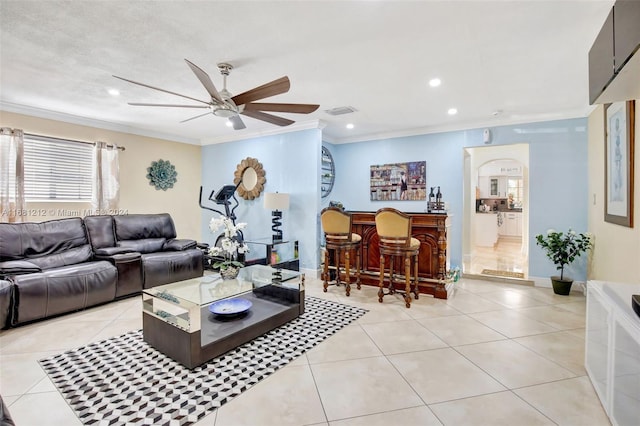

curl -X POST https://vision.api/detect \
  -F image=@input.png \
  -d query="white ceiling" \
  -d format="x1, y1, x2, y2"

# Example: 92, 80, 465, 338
0, 0, 614, 145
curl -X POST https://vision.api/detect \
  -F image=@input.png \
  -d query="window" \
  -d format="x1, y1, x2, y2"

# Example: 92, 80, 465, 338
507, 177, 524, 207
24, 134, 93, 201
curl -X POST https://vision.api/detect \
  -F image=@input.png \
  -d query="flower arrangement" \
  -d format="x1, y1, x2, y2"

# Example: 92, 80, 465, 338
535, 229, 593, 280
208, 216, 248, 272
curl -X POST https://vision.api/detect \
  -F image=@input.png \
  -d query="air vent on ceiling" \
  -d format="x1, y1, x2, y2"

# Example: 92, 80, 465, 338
324, 106, 357, 116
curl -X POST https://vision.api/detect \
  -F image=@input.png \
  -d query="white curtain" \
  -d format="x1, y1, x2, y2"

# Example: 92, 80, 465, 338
0, 127, 25, 222
92, 142, 120, 213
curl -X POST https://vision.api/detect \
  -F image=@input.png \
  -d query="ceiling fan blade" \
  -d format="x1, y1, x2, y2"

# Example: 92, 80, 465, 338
180, 112, 212, 123
184, 59, 224, 104
129, 102, 208, 108
231, 76, 290, 106
241, 109, 294, 127
229, 115, 246, 130
113, 75, 210, 105
243, 102, 319, 114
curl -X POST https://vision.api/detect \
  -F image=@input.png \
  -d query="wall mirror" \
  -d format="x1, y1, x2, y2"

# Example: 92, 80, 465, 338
234, 157, 266, 200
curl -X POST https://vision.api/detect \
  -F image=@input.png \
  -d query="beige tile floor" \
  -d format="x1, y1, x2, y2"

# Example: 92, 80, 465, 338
0, 276, 611, 426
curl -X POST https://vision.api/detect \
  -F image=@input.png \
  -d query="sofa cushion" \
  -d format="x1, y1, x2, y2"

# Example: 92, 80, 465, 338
113, 213, 177, 241
11, 261, 117, 325
0, 260, 42, 275
0, 217, 89, 262
26, 244, 93, 271
84, 215, 116, 249
118, 238, 166, 254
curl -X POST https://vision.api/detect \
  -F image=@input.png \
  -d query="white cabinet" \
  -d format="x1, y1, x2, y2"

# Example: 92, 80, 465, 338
475, 213, 498, 247
479, 176, 508, 198
498, 212, 522, 237
586, 281, 640, 426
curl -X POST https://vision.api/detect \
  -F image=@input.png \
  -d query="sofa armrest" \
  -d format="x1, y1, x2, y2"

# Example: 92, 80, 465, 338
0, 260, 42, 276
94, 247, 137, 256
163, 239, 197, 251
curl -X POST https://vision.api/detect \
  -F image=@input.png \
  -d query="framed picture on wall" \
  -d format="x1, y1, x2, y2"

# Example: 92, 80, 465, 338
604, 100, 635, 227
370, 161, 426, 201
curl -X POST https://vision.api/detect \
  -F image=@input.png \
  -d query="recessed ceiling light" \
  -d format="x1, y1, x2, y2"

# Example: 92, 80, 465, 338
346, 123, 354, 129
448, 108, 458, 115
429, 78, 441, 87
107, 88, 120, 96
225, 120, 233, 127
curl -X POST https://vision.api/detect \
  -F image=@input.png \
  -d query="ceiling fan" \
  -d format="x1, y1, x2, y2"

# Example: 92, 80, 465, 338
113, 59, 319, 130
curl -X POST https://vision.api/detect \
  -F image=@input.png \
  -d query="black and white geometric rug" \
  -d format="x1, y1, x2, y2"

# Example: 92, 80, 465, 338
39, 296, 367, 426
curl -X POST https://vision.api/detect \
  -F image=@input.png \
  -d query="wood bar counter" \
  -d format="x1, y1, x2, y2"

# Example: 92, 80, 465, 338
350, 211, 449, 299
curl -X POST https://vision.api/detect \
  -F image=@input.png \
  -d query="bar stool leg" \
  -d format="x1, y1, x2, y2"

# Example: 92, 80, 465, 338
404, 255, 412, 308
355, 247, 361, 290
323, 247, 330, 292
378, 254, 385, 303
345, 249, 351, 296
413, 253, 420, 300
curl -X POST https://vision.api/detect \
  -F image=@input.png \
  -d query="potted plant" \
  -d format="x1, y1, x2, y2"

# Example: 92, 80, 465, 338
535, 229, 593, 295
208, 216, 248, 280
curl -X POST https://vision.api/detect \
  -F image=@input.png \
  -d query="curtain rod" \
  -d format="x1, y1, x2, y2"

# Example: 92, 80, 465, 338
24, 132, 126, 151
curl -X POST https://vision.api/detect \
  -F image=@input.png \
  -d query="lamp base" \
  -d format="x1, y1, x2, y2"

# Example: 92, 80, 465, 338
271, 210, 283, 242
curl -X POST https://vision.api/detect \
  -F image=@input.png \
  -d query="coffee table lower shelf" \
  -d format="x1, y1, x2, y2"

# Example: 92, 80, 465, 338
143, 293, 302, 369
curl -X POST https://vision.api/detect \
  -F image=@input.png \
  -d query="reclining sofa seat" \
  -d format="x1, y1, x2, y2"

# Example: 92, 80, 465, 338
103, 213, 203, 289
0, 218, 117, 326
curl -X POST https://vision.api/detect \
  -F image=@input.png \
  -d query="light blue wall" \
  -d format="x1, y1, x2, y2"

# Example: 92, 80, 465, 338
201, 118, 588, 279
201, 128, 322, 270
327, 118, 588, 279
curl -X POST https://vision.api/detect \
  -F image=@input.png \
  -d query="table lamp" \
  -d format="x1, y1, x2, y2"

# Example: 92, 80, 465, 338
263, 192, 290, 242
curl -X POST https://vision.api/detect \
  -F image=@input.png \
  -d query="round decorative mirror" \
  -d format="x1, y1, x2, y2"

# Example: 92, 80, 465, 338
234, 157, 266, 200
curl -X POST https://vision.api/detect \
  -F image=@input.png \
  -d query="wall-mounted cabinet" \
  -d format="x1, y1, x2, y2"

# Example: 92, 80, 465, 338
479, 176, 508, 198
321, 146, 335, 198
589, 0, 640, 104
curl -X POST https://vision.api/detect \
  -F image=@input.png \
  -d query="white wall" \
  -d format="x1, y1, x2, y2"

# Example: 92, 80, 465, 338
587, 101, 640, 284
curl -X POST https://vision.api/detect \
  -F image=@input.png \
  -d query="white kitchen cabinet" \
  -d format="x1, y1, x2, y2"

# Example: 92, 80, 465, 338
484, 176, 507, 198
498, 212, 522, 237
586, 281, 640, 426
475, 213, 498, 247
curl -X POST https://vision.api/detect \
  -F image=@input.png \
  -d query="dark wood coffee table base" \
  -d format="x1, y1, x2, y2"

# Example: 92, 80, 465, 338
143, 292, 302, 369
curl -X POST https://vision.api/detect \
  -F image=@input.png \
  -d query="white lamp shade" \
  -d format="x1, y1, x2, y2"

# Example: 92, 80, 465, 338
264, 192, 290, 211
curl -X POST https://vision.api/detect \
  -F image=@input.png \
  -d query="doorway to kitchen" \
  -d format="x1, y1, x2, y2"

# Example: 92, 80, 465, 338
462, 145, 530, 280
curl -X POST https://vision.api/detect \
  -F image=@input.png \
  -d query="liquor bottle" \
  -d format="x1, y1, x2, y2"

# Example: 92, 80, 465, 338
436, 186, 442, 201
429, 187, 435, 203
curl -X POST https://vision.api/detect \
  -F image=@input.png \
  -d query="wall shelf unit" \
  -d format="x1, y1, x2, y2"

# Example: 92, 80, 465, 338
321, 146, 335, 198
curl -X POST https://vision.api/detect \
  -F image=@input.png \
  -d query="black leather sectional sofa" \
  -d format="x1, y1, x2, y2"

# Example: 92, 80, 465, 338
0, 213, 203, 328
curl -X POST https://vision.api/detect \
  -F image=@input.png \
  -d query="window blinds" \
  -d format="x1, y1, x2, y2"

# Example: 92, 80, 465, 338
23, 134, 93, 201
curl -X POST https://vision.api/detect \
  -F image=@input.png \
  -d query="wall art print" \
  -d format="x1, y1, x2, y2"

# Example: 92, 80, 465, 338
370, 161, 426, 201
146, 159, 178, 191
605, 100, 635, 228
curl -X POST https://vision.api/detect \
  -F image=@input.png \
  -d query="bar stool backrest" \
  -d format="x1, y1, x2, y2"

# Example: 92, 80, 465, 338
321, 207, 354, 244
375, 208, 412, 249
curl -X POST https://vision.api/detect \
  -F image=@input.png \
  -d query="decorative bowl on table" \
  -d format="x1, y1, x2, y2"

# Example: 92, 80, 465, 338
208, 298, 252, 316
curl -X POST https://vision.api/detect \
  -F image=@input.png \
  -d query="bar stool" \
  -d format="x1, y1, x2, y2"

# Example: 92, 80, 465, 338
375, 208, 420, 308
320, 207, 361, 296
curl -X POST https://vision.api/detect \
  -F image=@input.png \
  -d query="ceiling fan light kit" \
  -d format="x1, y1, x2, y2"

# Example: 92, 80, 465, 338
113, 59, 319, 130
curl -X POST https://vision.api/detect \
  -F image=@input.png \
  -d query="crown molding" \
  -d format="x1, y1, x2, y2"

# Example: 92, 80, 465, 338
0, 101, 201, 145
199, 119, 326, 145
324, 108, 592, 144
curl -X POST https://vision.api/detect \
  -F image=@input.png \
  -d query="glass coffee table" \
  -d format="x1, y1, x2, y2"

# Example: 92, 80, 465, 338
142, 264, 305, 368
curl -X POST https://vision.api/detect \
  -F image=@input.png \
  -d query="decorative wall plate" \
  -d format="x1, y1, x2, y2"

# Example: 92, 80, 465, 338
147, 159, 177, 191
234, 157, 266, 200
